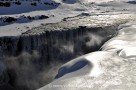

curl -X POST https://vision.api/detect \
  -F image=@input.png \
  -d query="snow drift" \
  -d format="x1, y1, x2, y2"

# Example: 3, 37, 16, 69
0, 15, 122, 90
38, 21, 136, 90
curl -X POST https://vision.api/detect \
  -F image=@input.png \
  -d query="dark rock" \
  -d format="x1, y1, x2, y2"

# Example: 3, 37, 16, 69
3, 17, 17, 23
0, 2, 11, 7
39, 15, 49, 19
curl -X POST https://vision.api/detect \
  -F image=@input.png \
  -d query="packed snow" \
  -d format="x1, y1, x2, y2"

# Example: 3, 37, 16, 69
38, 20, 136, 90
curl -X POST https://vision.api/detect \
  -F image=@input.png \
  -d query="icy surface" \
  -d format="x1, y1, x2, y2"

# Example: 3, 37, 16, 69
38, 21, 136, 90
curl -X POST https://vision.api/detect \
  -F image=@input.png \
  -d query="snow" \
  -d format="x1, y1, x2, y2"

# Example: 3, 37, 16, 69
55, 51, 112, 79
38, 20, 136, 90
62, 0, 77, 4
0, 0, 136, 37
119, 47, 136, 58
0, 0, 87, 36
78, 0, 129, 4
102, 21, 136, 59
1, 0, 136, 89
0, 3, 58, 15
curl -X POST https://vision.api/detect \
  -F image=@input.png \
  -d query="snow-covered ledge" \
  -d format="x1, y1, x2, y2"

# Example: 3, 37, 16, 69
38, 20, 136, 90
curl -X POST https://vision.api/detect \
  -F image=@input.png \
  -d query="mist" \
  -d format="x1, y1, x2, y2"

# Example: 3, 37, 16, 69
3, 51, 63, 90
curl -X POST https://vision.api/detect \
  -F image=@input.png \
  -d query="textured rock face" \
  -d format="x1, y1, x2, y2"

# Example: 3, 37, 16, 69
38, 21, 136, 90
0, 61, 8, 84
0, 25, 117, 65
0, 61, 14, 90
0, 14, 125, 64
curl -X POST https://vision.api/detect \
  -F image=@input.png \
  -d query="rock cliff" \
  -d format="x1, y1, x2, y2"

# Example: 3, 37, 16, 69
38, 16, 136, 90
0, 14, 135, 90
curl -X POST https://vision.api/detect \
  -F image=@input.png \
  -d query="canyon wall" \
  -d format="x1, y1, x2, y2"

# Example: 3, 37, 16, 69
0, 14, 134, 90
38, 20, 136, 90
0, 19, 119, 65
